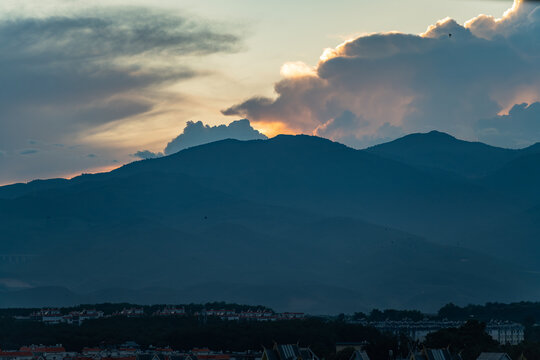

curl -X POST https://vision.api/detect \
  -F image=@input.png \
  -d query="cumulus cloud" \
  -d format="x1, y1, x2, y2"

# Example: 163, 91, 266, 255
132, 150, 164, 160
224, 0, 540, 148
0, 6, 241, 184
314, 110, 370, 148
133, 119, 267, 159
164, 119, 267, 155
476, 102, 540, 148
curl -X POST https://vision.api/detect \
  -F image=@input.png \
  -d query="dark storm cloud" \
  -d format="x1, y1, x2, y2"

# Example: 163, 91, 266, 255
224, 1, 540, 148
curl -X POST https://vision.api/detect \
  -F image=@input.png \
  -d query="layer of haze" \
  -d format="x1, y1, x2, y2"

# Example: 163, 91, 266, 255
0, 0, 528, 184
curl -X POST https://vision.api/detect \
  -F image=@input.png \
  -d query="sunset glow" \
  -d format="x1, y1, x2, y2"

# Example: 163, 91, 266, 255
0, 0, 535, 184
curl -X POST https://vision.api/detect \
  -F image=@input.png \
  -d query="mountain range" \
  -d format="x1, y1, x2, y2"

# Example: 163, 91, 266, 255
1, 131, 540, 313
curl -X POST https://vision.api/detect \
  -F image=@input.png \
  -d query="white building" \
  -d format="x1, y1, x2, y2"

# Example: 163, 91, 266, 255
485, 322, 525, 345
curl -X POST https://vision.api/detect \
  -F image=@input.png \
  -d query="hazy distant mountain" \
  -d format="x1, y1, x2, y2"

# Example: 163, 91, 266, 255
1, 133, 540, 312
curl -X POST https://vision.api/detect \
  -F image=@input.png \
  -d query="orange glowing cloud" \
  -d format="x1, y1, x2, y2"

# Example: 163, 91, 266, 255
223, 0, 540, 149
280, 62, 316, 78
251, 120, 299, 138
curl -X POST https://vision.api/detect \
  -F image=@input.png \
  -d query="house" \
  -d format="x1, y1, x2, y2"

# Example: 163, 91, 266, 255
29, 309, 64, 324
349, 350, 370, 360
0, 351, 34, 360
153, 307, 186, 317
19, 344, 69, 360
261, 344, 319, 360
476, 354, 512, 360
81, 348, 102, 355
118, 308, 144, 317
136, 354, 169, 360
485, 323, 525, 345
409, 348, 461, 360
190, 348, 231, 360
169, 356, 196, 360
20, 345, 66, 354
102, 357, 137, 360
74, 310, 104, 324
278, 313, 305, 320
239, 310, 275, 321
335, 342, 368, 353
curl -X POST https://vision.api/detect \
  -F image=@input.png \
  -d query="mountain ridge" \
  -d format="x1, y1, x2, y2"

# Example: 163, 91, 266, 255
2, 132, 540, 312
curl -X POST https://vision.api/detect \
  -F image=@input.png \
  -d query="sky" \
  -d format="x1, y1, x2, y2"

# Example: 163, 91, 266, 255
1, 0, 539, 185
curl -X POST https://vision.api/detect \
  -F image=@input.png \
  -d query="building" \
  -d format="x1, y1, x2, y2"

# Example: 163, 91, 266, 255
261, 344, 319, 360
0, 351, 34, 360
409, 348, 461, 360
102, 356, 137, 360
153, 307, 186, 317
118, 308, 145, 317
20, 345, 67, 354
349, 350, 370, 360
28, 309, 103, 325
360, 320, 524, 345
485, 323, 525, 345
476, 354, 513, 360
191, 348, 231, 360
239, 310, 275, 321
19, 345, 69, 360
64, 310, 104, 325
278, 313, 305, 320
335, 343, 368, 353
365, 320, 462, 342
29, 309, 64, 324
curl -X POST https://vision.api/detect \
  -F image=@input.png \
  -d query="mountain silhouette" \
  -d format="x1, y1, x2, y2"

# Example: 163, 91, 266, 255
366, 130, 539, 178
1, 133, 540, 313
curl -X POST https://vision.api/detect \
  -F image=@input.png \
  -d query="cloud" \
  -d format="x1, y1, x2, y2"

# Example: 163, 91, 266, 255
223, 0, 540, 148
314, 110, 369, 147
163, 119, 267, 155
0, 8, 238, 108
476, 102, 540, 148
0, 6, 241, 184
133, 119, 267, 159
19, 149, 39, 155
132, 150, 164, 160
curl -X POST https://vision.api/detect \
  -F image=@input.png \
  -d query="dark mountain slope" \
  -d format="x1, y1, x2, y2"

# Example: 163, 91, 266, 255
0, 209, 533, 312
366, 131, 517, 178
0, 163, 534, 311
108, 135, 517, 246
0, 178, 69, 199
481, 152, 540, 204
1, 134, 539, 311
